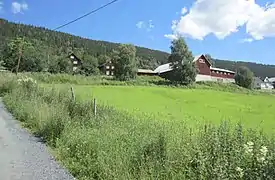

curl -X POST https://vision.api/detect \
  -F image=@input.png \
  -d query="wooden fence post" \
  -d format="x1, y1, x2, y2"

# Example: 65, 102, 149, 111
93, 98, 97, 116
70, 86, 75, 102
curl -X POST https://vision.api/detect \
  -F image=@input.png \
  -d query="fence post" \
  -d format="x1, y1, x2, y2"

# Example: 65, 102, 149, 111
93, 98, 97, 116
70, 86, 75, 102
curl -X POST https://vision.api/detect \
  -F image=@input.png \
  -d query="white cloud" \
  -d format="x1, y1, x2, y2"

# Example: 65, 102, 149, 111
240, 38, 254, 43
0, 1, 3, 12
165, 0, 275, 41
11, 1, 28, 14
136, 20, 154, 32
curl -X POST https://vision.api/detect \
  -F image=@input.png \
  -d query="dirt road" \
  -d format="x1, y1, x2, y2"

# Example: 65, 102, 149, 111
0, 98, 75, 180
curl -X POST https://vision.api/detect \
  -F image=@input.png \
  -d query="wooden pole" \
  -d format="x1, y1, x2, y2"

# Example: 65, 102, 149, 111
93, 98, 97, 116
16, 38, 23, 76
70, 86, 75, 102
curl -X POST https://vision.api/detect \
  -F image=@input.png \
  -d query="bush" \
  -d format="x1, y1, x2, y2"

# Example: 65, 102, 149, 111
235, 66, 254, 89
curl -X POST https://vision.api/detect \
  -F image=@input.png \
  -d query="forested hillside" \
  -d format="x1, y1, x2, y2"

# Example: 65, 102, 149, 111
0, 18, 274, 77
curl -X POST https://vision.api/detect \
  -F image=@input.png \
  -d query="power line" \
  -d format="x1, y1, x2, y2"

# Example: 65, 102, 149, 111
53, 0, 120, 31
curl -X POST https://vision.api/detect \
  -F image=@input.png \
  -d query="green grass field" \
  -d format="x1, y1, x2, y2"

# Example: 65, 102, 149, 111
51, 84, 275, 134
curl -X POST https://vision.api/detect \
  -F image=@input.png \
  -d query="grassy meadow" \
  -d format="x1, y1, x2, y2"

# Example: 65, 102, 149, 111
49, 84, 275, 134
2, 72, 275, 179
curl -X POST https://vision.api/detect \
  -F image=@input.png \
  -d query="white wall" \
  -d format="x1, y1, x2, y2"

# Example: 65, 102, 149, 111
196, 74, 235, 83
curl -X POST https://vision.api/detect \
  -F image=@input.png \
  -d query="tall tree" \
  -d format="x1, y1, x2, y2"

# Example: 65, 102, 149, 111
234, 66, 254, 89
2, 37, 33, 72
113, 44, 137, 81
166, 37, 197, 85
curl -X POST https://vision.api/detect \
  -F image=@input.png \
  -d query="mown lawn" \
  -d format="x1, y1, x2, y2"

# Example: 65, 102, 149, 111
50, 84, 275, 134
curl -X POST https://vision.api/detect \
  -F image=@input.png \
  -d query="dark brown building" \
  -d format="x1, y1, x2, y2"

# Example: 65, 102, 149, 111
68, 53, 82, 72
98, 61, 115, 76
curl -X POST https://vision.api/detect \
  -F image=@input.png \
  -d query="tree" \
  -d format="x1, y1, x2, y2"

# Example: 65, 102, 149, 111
80, 55, 100, 75
166, 37, 197, 85
2, 37, 35, 73
113, 44, 137, 81
205, 54, 215, 67
234, 66, 254, 89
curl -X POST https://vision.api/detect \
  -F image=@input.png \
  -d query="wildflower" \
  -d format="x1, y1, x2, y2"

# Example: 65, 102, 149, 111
236, 167, 244, 178
260, 146, 268, 156
257, 146, 268, 163
244, 141, 254, 154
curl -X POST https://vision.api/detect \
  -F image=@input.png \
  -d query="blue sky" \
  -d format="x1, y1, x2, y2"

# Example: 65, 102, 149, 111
0, 0, 275, 65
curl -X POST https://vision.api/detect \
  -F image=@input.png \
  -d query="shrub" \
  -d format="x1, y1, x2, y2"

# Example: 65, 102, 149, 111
235, 66, 254, 89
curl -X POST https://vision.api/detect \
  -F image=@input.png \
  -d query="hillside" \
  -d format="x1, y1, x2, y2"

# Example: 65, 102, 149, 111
0, 18, 275, 77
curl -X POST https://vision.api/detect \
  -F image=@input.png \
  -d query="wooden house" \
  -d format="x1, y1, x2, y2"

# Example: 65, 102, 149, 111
68, 53, 82, 72
98, 61, 115, 76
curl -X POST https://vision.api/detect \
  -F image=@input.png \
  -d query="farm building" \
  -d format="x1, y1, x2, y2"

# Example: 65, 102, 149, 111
99, 61, 157, 76
98, 61, 115, 76
154, 54, 236, 83
253, 77, 273, 90
68, 53, 82, 72
137, 69, 156, 76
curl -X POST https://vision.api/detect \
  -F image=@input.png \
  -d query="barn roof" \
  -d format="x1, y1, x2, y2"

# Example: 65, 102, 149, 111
210, 67, 235, 74
267, 77, 275, 82
153, 63, 173, 74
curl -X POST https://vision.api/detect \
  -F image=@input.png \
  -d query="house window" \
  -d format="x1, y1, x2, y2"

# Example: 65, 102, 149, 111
111, 66, 114, 69
106, 66, 110, 69
199, 59, 204, 63
111, 71, 114, 76
73, 61, 78, 65
106, 71, 110, 75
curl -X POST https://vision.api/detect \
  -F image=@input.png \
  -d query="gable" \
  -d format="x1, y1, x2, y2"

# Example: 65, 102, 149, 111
194, 55, 211, 68
193, 54, 211, 67
68, 53, 82, 63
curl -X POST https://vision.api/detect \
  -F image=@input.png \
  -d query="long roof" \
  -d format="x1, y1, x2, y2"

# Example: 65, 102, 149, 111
267, 77, 275, 82
210, 67, 235, 74
153, 63, 173, 73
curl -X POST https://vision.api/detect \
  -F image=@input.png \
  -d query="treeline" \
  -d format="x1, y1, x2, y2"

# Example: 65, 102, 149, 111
0, 18, 167, 72
0, 18, 275, 78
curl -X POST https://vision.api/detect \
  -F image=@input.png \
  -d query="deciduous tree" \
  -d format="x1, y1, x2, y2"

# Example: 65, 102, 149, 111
113, 44, 137, 81
166, 37, 197, 85
234, 66, 254, 89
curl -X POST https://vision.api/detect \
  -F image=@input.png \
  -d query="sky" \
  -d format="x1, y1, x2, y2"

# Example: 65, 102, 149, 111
0, 0, 275, 65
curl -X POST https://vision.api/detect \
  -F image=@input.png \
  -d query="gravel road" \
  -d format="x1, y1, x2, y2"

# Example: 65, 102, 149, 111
0, 98, 75, 180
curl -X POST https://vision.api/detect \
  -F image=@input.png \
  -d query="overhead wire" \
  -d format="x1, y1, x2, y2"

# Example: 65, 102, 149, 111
53, 0, 120, 31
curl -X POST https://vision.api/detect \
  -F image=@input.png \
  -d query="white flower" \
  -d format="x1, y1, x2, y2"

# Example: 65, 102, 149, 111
260, 146, 268, 156
247, 141, 254, 147
244, 141, 254, 154
236, 167, 244, 178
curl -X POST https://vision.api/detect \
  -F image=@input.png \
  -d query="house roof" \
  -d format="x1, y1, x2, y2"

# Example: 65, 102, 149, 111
193, 54, 212, 66
253, 77, 263, 84
68, 53, 82, 63
153, 63, 173, 73
267, 77, 275, 83
210, 67, 235, 74
137, 69, 156, 74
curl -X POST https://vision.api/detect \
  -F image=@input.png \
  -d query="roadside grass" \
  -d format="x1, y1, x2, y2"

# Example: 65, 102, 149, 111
2, 73, 275, 179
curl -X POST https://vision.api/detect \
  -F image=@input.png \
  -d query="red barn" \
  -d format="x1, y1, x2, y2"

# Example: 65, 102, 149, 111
154, 54, 236, 83
193, 55, 235, 83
